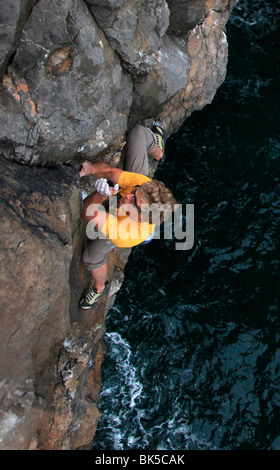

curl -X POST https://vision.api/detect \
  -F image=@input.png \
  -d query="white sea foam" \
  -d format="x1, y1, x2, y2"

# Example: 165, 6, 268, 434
97, 332, 146, 448
106, 331, 143, 408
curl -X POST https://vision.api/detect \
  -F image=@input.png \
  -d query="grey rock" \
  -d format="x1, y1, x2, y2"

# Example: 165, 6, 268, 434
1, 0, 132, 165
88, 0, 170, 73
130, 34, 191, 125
0, 0, 36, 80
166, 0, 206, 36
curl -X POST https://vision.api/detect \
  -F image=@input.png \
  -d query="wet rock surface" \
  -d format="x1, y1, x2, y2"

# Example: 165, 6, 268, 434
0, 0, 238, 449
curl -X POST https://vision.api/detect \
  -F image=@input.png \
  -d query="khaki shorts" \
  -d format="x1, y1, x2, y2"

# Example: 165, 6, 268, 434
122, 124, 157, 175
83, 237, 115, 271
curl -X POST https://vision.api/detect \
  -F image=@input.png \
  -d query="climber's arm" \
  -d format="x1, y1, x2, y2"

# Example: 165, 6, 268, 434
81, 191, 109, 228
79, 161, 123, 185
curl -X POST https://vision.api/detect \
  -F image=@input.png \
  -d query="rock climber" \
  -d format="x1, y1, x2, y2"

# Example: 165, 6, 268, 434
78, 122, 177, 309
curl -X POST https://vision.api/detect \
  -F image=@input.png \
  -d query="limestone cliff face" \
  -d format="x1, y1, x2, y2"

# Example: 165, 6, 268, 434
0, 0, 238, 449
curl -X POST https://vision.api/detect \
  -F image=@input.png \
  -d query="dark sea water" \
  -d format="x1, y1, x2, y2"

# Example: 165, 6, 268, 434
93, 0, 280, 450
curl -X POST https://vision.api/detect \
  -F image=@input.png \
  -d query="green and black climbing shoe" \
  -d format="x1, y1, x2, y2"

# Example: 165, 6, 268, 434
151, 120, 167, 161
79, 282, 108, 310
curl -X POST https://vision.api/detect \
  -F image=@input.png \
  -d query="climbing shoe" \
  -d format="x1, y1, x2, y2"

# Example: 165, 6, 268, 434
151, 120, 167, 162
79, 282, 108, 310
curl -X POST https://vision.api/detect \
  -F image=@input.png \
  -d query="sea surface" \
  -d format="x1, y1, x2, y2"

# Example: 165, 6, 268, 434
93, 0, 280, 450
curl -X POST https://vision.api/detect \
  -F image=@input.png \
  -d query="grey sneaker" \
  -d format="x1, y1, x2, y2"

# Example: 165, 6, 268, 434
151, 121, 167, 161
79, 282, 108, 309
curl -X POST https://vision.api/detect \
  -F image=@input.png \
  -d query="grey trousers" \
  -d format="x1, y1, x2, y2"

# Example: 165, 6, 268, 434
122, 124, 157, 175
83, 125, 157, 271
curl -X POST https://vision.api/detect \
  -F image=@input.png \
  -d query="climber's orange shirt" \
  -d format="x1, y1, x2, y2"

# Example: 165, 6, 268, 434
100, 171, 155, 248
